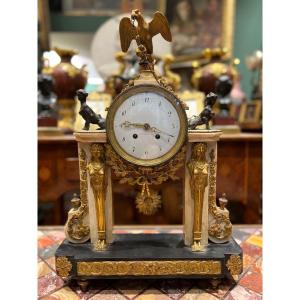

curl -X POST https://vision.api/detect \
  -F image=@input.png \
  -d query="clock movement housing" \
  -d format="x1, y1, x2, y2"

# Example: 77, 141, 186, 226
106, 84, 188, 167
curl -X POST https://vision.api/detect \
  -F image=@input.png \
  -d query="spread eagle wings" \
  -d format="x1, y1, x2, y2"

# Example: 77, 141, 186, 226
119, 17, 137, 53
119, 12, 172, 53
149, 12, 172, 42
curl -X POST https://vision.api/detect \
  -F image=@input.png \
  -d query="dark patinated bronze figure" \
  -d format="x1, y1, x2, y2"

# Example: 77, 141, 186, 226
215, 74, 233, 117
76, 89, 106, 130
188, 92, 217, 130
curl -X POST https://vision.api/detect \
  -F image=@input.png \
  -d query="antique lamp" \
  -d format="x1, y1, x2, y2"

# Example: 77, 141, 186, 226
55, 10, 242, 290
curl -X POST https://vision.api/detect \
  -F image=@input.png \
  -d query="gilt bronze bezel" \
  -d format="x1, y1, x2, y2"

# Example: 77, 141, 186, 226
106, 84, 188, 167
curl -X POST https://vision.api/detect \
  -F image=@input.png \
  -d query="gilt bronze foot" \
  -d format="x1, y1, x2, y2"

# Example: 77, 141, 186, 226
191, 241, 205, 252
77, 279, 89, 292
210, 278, 221, 289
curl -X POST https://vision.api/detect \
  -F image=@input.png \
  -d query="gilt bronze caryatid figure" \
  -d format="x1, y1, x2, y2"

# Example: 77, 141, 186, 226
87, 144, 106, 251
188, 143, 209, 251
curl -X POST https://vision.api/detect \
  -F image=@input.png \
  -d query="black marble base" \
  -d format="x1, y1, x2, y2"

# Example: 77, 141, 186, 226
55, 234, 242, 281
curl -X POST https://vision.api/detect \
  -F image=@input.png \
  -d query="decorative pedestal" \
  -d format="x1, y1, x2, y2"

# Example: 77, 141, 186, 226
56, 130, 243, 284
56, 234, 242, 281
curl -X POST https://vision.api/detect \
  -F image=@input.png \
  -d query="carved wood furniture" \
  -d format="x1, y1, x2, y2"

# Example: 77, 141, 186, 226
38, 133, 262, 225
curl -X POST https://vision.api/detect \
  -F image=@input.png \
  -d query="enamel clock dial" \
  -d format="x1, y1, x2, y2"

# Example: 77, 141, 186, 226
106, 84, 187, 166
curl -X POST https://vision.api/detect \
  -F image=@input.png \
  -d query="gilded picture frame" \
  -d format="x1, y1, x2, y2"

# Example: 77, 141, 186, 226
166, 0, 236, 59
38, 0, 50, 51
221, 0, 236, 59
62, 0, 166, 16
239, 100, 262, 124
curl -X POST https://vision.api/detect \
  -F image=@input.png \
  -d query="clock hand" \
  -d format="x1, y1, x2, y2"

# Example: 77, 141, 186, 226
120, 121, 174, 137
150, 126, 174, 138
120, 121, 145, 128
121, 121, 154, 131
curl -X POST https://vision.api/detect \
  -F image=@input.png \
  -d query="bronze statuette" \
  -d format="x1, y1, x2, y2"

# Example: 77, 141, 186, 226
76, 89, 106, 131
119, 9, 172, 55
188, 93, 217, 130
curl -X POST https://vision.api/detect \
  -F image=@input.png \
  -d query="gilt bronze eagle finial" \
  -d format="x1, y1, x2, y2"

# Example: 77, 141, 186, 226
119, 9, 172, 55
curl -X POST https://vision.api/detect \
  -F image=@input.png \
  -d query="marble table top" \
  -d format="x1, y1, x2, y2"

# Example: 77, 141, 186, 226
38, 225, 262, 300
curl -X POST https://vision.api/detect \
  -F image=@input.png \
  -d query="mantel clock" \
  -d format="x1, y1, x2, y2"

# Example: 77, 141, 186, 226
55, 9, 243, 291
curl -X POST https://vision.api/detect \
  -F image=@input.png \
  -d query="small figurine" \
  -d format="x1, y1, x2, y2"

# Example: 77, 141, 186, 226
76, 89, 106, 130
119, 9, 172, 55
215, 75, 233, 117
64, 193, 90, 243
188, 92, 217, 130
38, 74, 57, 117
38, 74, 58, 127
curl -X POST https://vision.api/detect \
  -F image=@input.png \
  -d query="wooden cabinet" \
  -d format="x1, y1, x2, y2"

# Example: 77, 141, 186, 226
38, 133, 262, 225
38, 136, 79, 224
216, 135, 262, 223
